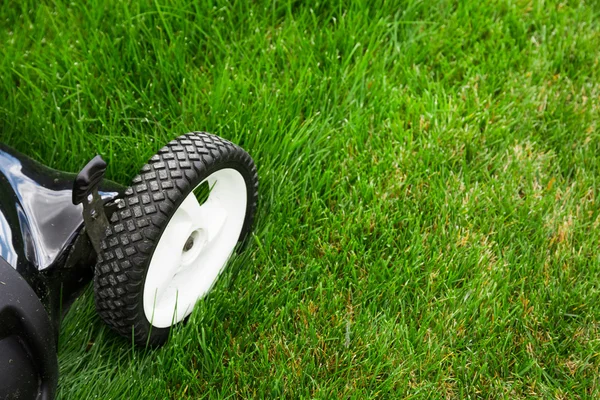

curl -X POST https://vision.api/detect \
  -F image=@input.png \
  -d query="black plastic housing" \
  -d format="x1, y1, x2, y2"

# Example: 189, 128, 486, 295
0, 144, 126, 399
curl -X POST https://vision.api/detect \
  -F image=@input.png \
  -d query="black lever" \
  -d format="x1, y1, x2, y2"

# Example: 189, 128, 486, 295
72, 155, 107, 205
73, 155, 109, 253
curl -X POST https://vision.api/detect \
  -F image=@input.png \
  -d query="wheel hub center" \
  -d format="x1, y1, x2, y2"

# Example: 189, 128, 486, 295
183, 236, 195, 252
180, 229, 207, 267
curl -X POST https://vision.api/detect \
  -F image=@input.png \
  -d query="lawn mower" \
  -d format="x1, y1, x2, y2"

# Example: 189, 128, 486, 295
0, 132, 258, 400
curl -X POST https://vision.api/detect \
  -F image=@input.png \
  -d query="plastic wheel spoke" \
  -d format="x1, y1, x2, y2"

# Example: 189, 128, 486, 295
145, 212, 192, 304
179, 193, 228, 245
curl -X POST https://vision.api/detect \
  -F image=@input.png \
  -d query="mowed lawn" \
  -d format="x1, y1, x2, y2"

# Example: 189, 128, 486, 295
2, 0, 600, 398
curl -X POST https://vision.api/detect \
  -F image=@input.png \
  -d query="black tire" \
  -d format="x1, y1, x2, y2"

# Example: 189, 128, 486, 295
93, 132, 258, 347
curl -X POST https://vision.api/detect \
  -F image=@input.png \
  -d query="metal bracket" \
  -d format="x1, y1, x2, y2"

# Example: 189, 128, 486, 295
72, 155, 110, 254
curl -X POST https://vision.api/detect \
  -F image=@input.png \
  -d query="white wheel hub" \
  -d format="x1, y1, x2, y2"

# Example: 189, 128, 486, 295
143, 168, 247, 328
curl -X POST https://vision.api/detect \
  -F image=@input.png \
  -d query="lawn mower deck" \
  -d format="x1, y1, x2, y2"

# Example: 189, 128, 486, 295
0, 144, 125, 399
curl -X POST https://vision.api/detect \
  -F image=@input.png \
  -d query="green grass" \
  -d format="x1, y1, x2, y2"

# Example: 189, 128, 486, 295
1, 0, 600, 398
